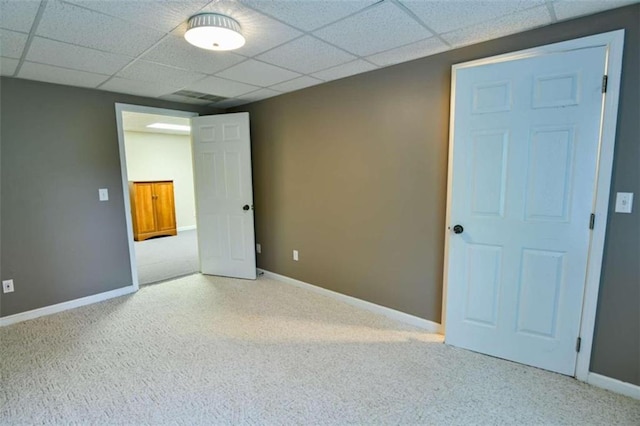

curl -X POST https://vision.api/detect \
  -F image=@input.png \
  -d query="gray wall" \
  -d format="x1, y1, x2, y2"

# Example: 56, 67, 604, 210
233, 5, 639, 385
0, 78, 218, 317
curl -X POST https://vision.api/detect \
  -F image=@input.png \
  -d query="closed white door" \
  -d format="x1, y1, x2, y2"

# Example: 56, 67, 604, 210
191, 112, 256, 280
445, 46, 607, 375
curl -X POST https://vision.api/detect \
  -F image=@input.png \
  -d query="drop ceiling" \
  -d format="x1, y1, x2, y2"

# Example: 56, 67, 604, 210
0, 0, 636, 108
122, 111, 191, 135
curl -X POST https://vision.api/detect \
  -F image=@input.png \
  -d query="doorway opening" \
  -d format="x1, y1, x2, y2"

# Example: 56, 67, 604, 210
115, 104, 200, 289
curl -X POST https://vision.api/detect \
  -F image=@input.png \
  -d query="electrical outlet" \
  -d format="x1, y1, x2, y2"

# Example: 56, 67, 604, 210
256, 243, 261, 254
99, 188, 109, 201
3, 279, 14, 293
293, 250, 299, 261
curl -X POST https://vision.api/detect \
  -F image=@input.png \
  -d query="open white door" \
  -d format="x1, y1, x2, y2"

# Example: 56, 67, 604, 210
191, 112, 256, 280
445, 39, 613, 375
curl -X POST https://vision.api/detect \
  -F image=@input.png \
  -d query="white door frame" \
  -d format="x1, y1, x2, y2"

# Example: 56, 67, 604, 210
441, 30, 625, 382
114, 103, 199, 291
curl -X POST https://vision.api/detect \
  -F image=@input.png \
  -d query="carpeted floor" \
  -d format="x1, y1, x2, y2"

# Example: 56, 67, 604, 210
134, 229, 199, 285
1, 274, 638, 425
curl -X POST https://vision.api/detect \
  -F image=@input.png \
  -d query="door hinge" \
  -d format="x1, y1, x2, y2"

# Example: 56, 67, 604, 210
589, 213, 595, 230
602, 75, 608, 93
576, 337, 582, 352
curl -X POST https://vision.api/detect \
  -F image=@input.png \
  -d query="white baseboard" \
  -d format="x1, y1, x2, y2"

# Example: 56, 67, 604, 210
178, 225, 197, 232
587, 372, 640, 400
0, 285, 137, 327
259, 269, 443, 334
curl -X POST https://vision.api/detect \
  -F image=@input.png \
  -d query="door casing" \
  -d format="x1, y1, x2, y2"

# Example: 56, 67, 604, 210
441, 30, 625, 382
115, 103, 199, 291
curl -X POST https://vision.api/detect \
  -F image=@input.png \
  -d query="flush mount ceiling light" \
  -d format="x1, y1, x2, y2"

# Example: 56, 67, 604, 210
184, 13, 245, 51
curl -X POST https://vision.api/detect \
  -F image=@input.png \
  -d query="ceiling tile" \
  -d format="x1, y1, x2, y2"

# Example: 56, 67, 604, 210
553, 0, 637, 21
26, 37, 133, 75
123, 111, 190, 127
123, 111, 192, 134
257, 35, 355, 74
216, 59, 300, 87
64, 0, 210, 33
441, 6, 552, 48
400, 0, 545, 34
210, 98, 250, 109
242, 0, 377, 31
142, 34, 245, 75
185, 76, 258, 98
180, 1, 302, 57
100, 77, 183, 98
18, 61, 109, 87
0, 56, 19, 75
36, 0, 166, 57
0, 29, 28, 59
314, 2, 433, 57
240, 88, 280, 102
311, 59, 377, 81
270, 76, 323, 92
158, 93, 214, 106
117, 60, 206, 87
366, 37, 448, 67
0, 0, 40, 33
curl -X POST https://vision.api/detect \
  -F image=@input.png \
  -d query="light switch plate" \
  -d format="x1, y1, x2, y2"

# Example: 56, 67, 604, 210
615, 192, 633, 213
99, 188, 109, 201
256, 243, 261, 254
293, 250, 299, 261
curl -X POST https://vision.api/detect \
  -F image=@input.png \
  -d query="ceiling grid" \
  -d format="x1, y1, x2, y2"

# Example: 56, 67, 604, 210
0, 0, 636, 107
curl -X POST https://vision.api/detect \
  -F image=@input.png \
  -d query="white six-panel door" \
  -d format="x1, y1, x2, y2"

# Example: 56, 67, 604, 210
445, 46, 607, 375
191, 113, 256, 280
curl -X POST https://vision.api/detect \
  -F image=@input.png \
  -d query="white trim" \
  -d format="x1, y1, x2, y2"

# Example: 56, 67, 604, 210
442, 30, 625, 382
575, 30, 625, 382
114, 103, 199, 292
0, 285, 136, 327
587, 373, 640, 400
178, 225, 197, 232
259, 269, 443, 334
440, 44, 459, 329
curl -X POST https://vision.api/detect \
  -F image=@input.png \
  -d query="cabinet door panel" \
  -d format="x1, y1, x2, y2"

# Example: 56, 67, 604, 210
134, 183, 156, 234
153, 182, 176, 232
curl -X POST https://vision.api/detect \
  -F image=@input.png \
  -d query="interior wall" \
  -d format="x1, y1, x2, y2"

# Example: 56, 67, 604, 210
124, 131, 196, 231
0, 77, 219, 318
232, 5, 639, 386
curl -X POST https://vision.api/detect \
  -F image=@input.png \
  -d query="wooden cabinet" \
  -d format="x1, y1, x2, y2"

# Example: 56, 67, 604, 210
129, 181, 177, 241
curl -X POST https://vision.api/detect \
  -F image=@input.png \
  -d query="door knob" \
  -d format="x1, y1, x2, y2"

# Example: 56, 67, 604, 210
243, 204, 250, 211
453, 224, 464, 234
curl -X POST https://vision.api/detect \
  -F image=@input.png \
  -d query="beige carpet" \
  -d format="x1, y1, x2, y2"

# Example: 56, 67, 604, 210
1, 274, 638, 425
134, 230, 199, 286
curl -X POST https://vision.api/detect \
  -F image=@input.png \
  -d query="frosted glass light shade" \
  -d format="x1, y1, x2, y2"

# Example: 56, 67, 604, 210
184, 13, 245, 51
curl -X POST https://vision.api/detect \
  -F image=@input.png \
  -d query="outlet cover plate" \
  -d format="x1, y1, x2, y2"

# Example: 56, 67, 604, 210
3, 279, 14, 293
